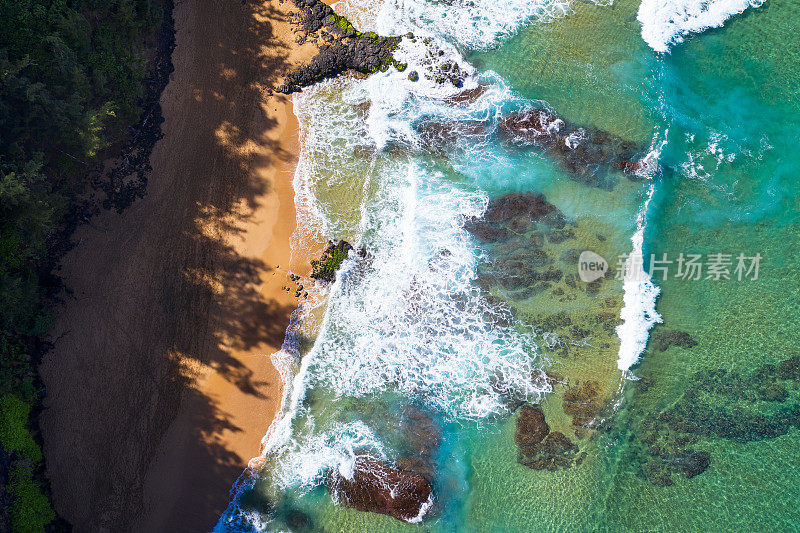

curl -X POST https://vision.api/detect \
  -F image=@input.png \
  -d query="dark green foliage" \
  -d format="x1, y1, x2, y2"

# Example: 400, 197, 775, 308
0, 395, 42, 463
7, 462, 56, 533
310, 241, 353, 282
329, 14, 361, 37
0, 0, 166, 527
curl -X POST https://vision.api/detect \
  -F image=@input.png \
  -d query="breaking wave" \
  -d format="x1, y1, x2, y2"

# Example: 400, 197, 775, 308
615, 133, 666, 372
335, 0, 615, 49
638, 0, 765, 53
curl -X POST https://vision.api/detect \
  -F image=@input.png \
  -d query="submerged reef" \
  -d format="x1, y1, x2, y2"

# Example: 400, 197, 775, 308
635, 355, 800, 486
396, 406, 442, 484
413, 103, 642, 189
278, 0, 403, 93
562, 380, 607, 428
465, 191, 621, 445
498, 108, 640, 189
648, 328, 698, 352
327, 455, 432, 522
515, 404, 585, 471
464, 192, 578, 299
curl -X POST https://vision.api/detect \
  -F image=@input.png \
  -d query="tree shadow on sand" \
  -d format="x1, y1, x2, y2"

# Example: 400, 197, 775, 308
41, 1, 309, 531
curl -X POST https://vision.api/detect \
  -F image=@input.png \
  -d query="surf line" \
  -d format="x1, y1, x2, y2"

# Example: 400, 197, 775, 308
615, 129, 669, 395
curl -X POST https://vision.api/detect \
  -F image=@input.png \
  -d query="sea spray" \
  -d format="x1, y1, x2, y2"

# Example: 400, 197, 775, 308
638, 0, 765, 53
335, 0, 616, 49
238, 42, 555, 511
222, 14, 648, 532
615, 135, 666, 372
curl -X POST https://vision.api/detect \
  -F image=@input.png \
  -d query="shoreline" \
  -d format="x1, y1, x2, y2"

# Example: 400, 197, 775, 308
40, 0, 317, 530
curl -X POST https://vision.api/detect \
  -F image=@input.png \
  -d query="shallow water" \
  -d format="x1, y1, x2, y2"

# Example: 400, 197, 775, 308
218, 0, 800, 531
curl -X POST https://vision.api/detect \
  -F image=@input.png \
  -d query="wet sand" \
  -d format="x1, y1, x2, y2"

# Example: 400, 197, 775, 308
39, 0, 317, 530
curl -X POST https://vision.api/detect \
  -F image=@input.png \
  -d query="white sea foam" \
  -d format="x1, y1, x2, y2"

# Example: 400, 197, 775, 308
681, 131, 737, 181
304, 163, 545, 418
615, 134, 666, 372
274, 420, 388, 490
336, 0, 597, 49
638, 0, 765, 53
242, 53, 552, 508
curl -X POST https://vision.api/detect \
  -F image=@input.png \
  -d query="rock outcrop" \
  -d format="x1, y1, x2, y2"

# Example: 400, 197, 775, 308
648, 329, 697, 352
278, 0, 402, 93
515, 405, 582, 471
327, 456, 433, 522
498, 108, 640, 188
636, 356, 800, 486
310, 240, 354, 282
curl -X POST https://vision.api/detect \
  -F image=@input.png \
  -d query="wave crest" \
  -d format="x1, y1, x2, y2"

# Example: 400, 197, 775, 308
638, 0, 765, 53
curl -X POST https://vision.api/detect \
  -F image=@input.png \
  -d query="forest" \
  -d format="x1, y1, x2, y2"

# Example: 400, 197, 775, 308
0, 1, 167, 529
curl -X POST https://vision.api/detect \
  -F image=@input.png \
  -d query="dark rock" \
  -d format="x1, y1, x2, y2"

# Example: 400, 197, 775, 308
310, 240, 353, 282
327, 456, 433, 522
635, 359, 800, 486
498, 108, 639, 188
484, 192, 557, 224
415, 120, 487, 155
679, 450, 711, 478
515, 405, 580, 471
617, 159, 651, 175
778, 356, 800, 380
432, 60, 466, 87
277, 0, 402, 93
499, 108, 564, 140
515, 404, 550, 451
94, 1, 176, 213
445, 84, 488, 105
649, 329, 698, 352
563, 380, 604, 427
408, 70, 419, 82
519, 431, 579, 471
465, 222, 510, 243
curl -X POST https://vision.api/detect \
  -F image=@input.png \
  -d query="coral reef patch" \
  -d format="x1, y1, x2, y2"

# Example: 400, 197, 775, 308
635, 356, 800, 486
327, 456, 432, 522
515, 404, 584, 471
498, 108, 640, 189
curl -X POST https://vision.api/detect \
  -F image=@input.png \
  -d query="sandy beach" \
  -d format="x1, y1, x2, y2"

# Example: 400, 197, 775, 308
39, 0, 317, 530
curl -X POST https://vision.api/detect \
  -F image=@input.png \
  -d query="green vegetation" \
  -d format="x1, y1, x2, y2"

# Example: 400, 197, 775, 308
0, 395, 42, 463
1, 0, 168, 527
328, 13, 405, 74
7, 463, 56, 533
330, 14, 361, 37
310, 241, 354, 282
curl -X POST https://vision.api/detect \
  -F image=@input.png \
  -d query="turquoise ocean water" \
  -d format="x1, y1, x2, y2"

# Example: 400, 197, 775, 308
218, 0, 800, 530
